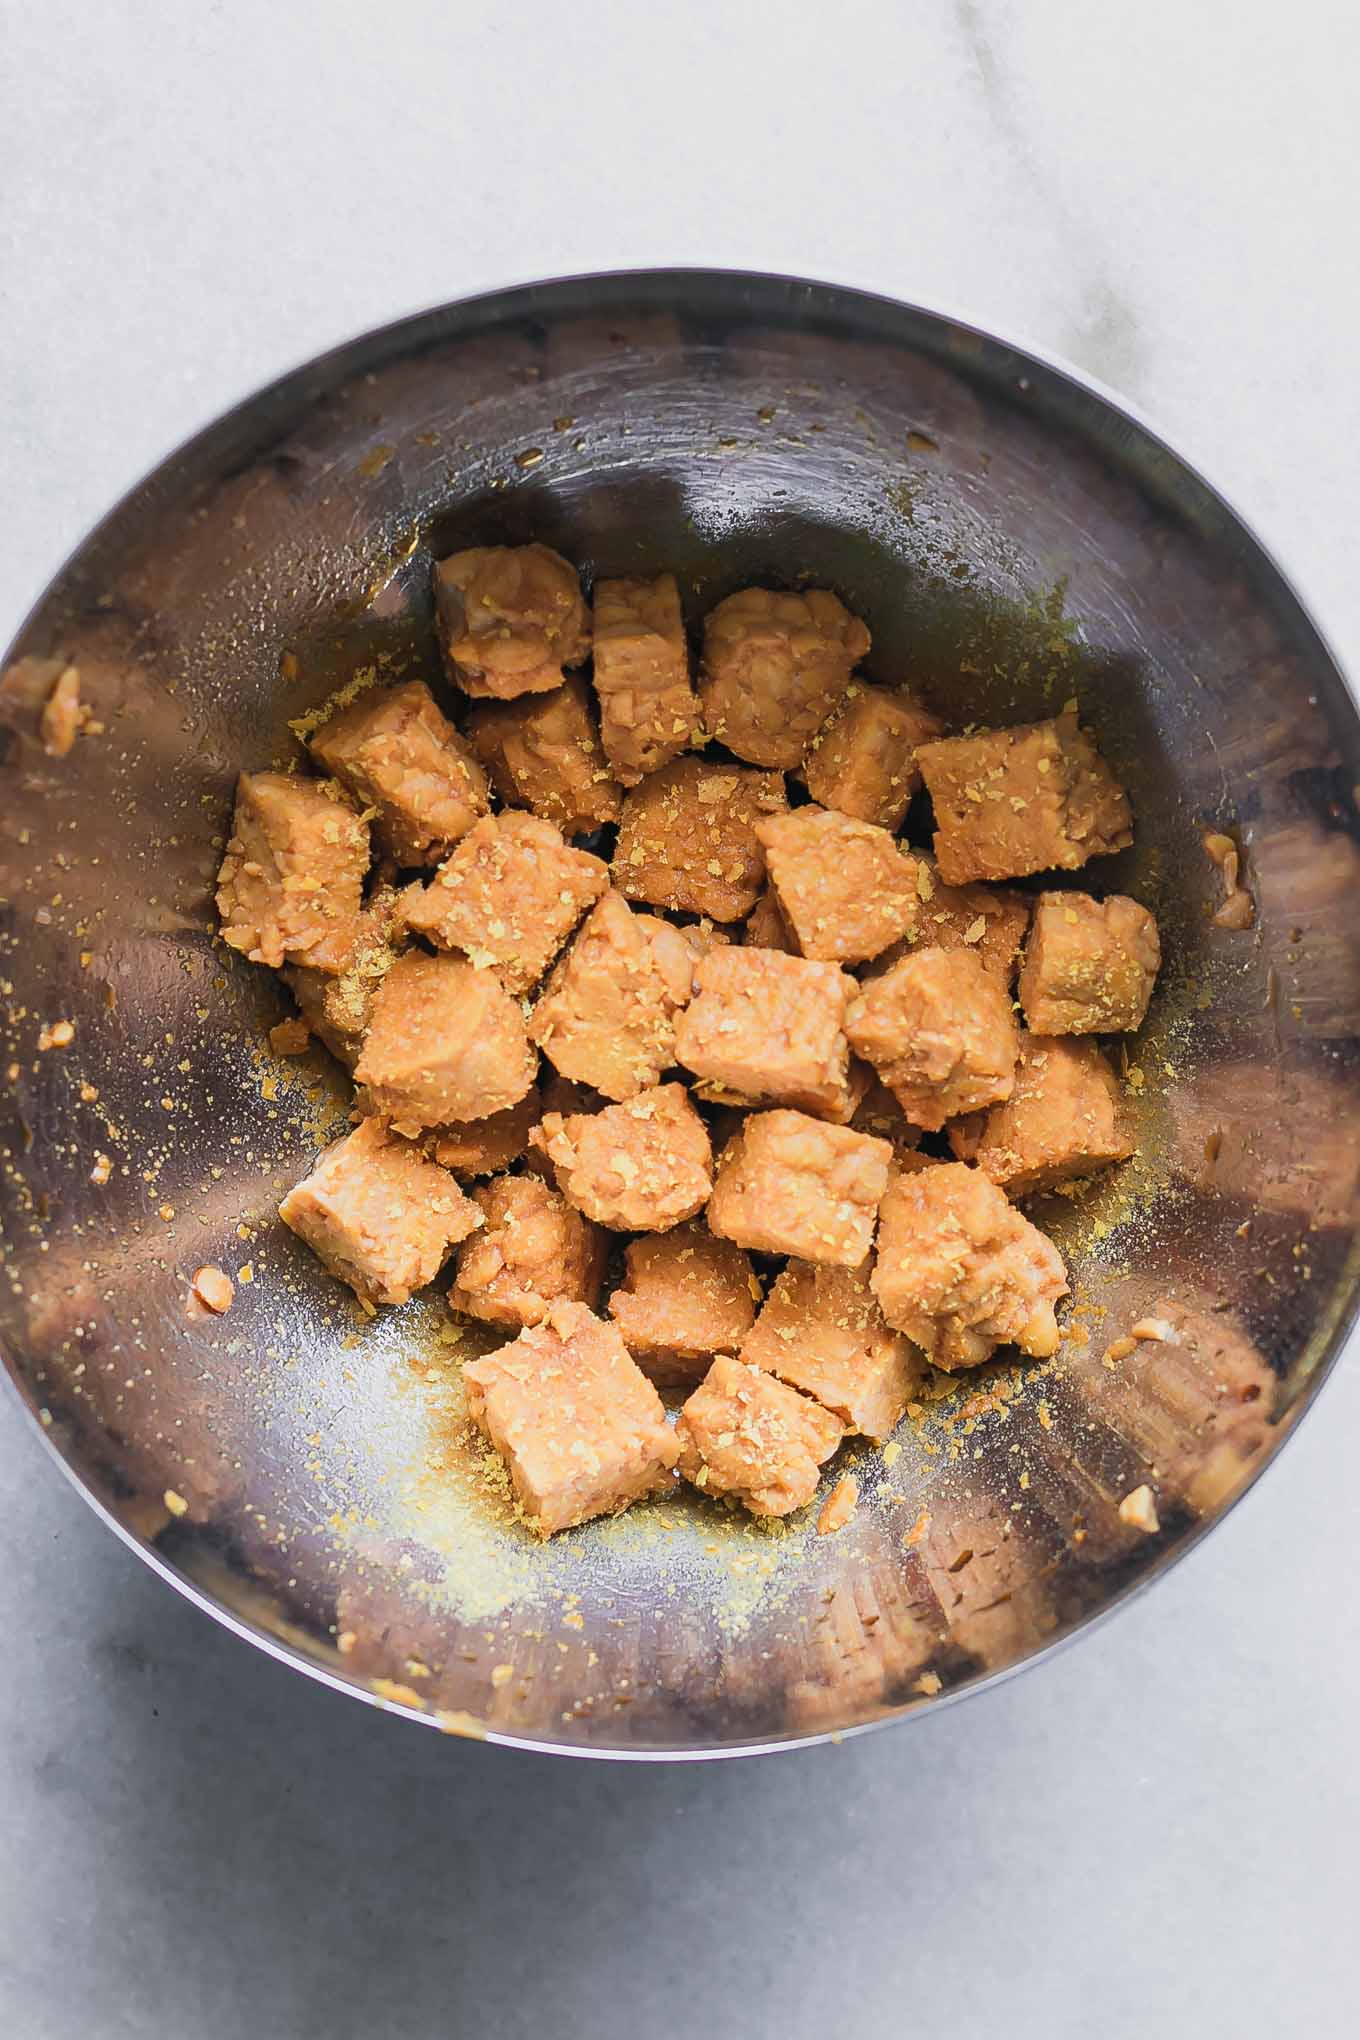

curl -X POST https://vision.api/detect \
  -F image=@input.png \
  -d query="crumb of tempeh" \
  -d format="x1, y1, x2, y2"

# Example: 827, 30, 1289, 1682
699, 587, 870, 769
191, 1265, 235, 1314
1118, 1484, 1160, 1534
462, 1300, 678, 1534
916, 712, 1132, 883
41, 665, 85, 756
591, 572, 702, 784
400, 811, 607, 995
608, 1223, 758, 1387
465, 674, 622, 834
308, 678, 489, 864
706, 1108, 892, 1266
434, 543, 590, 698
755, 805, 921, 962
817, 1474, 859, 1536
872, 1160, 1068, 1370
279, 1117, 482, 1307
613, 755, 788, 921
530, 1082, 712, 1231
675, 1355, 845, 1517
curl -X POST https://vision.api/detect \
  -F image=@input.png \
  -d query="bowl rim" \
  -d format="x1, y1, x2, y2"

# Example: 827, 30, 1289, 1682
4, 264, 1357, 1761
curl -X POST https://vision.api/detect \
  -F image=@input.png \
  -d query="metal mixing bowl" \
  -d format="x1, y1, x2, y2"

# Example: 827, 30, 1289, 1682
2, 271, 1357, 1758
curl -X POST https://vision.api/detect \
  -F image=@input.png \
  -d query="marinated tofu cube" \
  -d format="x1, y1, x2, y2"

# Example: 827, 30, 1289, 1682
284, 880, 405, 1068
674, 947, 856, 1118
466, 675, 622, 835
755, 806, 922, 963
529, 890, 696, 1100
307, 679, 489, 865
462, 1301, 679, 1534
675, 1355, 845, 1517
530, 1082, 713, 1231
608, 1223, 758, 1386
706, 1109, 892, 1266
433, 543, 590, 699
449, 1172, 604, 1328
425, 1085, 541, 1177
743, 885, 798, 954
699, 588, 871, 769
354, 951, 537, 1129
871, 1161, 1068, 1370
740, 1259, 925, 1439
845, 946, 1019, 1131
868, 857, 1031, 986
216, 771, 368, 972
916, 711, 1133, 884
613, 755, 788, 921
592, 572, 702, 785
401, 812, 607, 995
803, 683, 944, 829
1018, 890, 1161, 1034
948, 1035, 1134, 1194
279, 1117, 481, 1307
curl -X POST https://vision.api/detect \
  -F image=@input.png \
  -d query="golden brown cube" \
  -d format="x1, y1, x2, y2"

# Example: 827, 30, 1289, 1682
216, 771, 368, 973
608, 1224, 758, 1387
278, 1117, 481, 1307
699, 588, 871, 769
462, 1301, 679, 1534
803, 683, 944, 829
743, 885, 798, 954
592, 572, 702, 785
449, 1173, 604, 1328
354, 951, 536, 1129
613, 755, 788, 922
755, 806, 921, 963
465, 675, 622, 835
871, 1161, 1068, 1370
400, 812, 607, 995
674, 947, 856, 1118
675, 1355, 845, 1517
424, 1086, 541, 1177
706, 1109, 892, 1266
285, 880, 405, 1068
740, 1259, 925, 1439
434, 543, 590, 699
845, 946, 1019, 1132
916, 712, 1133, 884
307, 679, 488, 866
948, 1035, 1134, 1194
868, 858, 1031, 987
529, 890, 696, 1100
1018, 890, 1160, 1034
531, 1082, 713, 1231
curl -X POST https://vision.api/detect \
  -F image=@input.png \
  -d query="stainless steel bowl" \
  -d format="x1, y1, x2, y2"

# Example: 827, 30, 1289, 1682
2, 271, 1357, 1758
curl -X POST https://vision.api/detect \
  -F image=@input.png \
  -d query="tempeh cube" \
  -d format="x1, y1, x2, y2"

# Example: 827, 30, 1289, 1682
845, 946, 1019, 1131
528, 890, 696, 1100
354, 951, 537, 1129
754, 806, 921, 962
608, 1224, 758, 1386
531, 1082, 713, 1231
1017, 890, 1160, 1034
217, 771, 368, 972
462, 1301, 679, 1534
279, 1117, 481, 1307
699, 588, 870, 769
308, 679, 488, 865
434, 543, 590, 699
285, 880, 405, 1068
675, 1355, 845, 1516
803, 682, 943, 829
449, 1172, 604, 1328
674, 946, 856, 1118
400, 812, 607, 995
740, 1259, 925, 1439
916, 712, 1132, 884
613, 755, 787, 922
465, 675, 622, 834
947, 1035, 1134, 1194
424, 1086, 541, 1177
705, 1109, 891, 1266
867, 857, 1031, 986
591, 572, 702, 784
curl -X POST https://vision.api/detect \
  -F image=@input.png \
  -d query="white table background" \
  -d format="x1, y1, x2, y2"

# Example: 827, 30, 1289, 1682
1, 4, 1356, 2035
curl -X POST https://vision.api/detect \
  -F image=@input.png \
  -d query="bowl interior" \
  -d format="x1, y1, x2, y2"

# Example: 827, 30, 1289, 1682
2, 272, 1357, 1755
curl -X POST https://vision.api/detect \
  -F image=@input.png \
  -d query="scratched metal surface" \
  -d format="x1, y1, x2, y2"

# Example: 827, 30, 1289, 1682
0, 273, 1356, 1755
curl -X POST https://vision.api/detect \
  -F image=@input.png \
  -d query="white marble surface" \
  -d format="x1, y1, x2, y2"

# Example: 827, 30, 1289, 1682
1, 4, 1356, 2036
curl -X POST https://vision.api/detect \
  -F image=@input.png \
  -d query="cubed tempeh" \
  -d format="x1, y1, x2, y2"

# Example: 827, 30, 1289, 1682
675, 1355, 845, 1517
449, 1173, 605, 1328
754, 806, 921, 963
354, 951, 536, 1129
613, 755, 788, 921
705, 1109, 891, 1266
1017, 890, 1160, 1034
401, 811, 607, 995
803, 682, 943, 828
434, 543, 590, 699
700, 588, 870, 769
217, 771, 368, 973
740, 1259, 925, 1439
531, 1082, 713, 1231
916, 712, 1132, 884
608, 1224, 758, 1387
465, 675, 622, 834
308, 679, 488, 865
592, 572, 702, 784
845, 945, 1019, 1131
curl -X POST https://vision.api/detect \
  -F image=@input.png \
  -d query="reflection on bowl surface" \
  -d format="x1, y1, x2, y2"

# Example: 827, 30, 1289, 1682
2, 272, 1357, 1756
